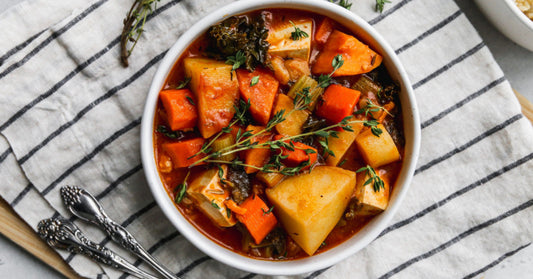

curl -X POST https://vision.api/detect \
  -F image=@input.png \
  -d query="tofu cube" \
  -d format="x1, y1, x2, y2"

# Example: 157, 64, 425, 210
355, 124, 400, 168
186, 165, 236, 227
266, 166, 356, 255
354, 172, 390, 215
267, 19, 312, 61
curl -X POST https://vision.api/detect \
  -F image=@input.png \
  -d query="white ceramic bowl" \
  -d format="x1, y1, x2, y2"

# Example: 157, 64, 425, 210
475, 0, 533, 51
141, 0, 420, 275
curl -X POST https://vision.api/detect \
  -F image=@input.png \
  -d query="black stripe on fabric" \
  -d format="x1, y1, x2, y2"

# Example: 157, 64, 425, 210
66, 201, 157, 264
0, 28, 47, 66
368, 0, 413, 25
421, 77, 506, 129
240, 273, 257, 279
412, 42, 485, 90
95, 164, 143, 200
9, 183, 33, 207
18, 49, 167, 165
175, 256, 210, 278
0, 0, 109, 80
52, 211, 60, 219
395, 10, 462, 55
415, 114, 523, 175
304, 268, 328, 279
96, 273, 105, 279
463, 243, 531, 279
378, 152, 533, 238
40, 117, 141, 196
0, 147, 12, 164
378, 198, 533, 279
0, 0, 181, 133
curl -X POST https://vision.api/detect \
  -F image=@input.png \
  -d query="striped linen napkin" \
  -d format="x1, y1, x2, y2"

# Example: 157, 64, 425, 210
1, 0, 532, 278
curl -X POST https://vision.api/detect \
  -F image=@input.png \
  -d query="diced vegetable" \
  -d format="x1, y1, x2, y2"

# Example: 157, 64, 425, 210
266, 166, 356, 255
351, 75, 381, 96
211, 134, 236, 162
355, 124, 400, 168
256, 171, 285, 188
186, 165, 237, 227
162, 138, 205, 168
243, 125, 272, 174
158, 154, 172, 173
284, 58, 310, 83
315, 84, 361, 124
159, 89, 198, 131
267, 19, 312, 60
325, 116, 365, 166
353, 171, 390, 215
184, 57, 239, 138
287, 75, 324, 111
236, 195, 278, 244
269, 56, 290, 85
274, 135, 318, 168
376, 102, 395, 123
315, 18, 334, 44
225, 199, 248, 215
312, 30, 382, 77
273, 94, 309, 136
236, 67, 279, 125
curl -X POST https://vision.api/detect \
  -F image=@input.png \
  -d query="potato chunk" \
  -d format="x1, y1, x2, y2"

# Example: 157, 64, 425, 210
267, 19, 312, 61
186, 165, 236, 227
273, 94, 309, 136
325, 117, 365, 166
354, 171, 390, 215
184, 57, 239, 138
355, 124, 400, 168
266, 166, 356, 255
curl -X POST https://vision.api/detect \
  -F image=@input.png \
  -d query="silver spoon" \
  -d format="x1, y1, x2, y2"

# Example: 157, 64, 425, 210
37, 217, 159, 279
60, 185, 179, 279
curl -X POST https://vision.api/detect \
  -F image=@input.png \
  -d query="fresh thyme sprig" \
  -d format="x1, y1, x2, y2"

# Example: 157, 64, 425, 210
356, 165, 385, 192
289, 20, 309, 41
176, 77, 191, 89
329, 0, 352, 10
317, 54, 344, 88
174, 171, 190, 204
120, 0, 160, 67
376, 0, 391, 13
355, 99, 392, 118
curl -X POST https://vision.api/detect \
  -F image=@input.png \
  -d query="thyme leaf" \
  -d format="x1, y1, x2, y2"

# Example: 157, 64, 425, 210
186, 96, 195, 106
356, 165, 385, 192
250, 75, 260, 86
376, 0, 391, 13
290, 20, 309, 41
120, 0, 160, 67
176, 77, 191, 89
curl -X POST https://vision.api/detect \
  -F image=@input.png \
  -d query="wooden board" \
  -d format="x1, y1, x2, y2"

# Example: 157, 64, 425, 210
0, 93, 532, 279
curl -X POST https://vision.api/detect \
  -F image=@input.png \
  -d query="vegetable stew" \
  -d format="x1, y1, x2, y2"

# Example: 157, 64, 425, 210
153, 9, 404, 260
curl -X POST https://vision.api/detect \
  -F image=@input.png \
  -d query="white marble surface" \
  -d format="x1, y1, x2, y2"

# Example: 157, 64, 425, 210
0, 0, 531, 278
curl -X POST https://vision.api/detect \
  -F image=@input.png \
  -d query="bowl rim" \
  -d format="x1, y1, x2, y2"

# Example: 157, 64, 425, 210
502, 0, 533, 31
141, 0, 420, 275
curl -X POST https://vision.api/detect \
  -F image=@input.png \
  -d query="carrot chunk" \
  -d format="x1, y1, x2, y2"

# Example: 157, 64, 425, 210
315, 84, 361, 124
162, 138, 205, 168
159, 89, 198, 131
236, 195, 278, 244
236, 68, 279, 125
312, 30, 382, 77
243, 125, 272, 174
315, 18, 335, 45
274, 135, 318, 168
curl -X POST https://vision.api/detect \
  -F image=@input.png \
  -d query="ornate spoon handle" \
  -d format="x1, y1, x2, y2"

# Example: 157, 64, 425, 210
61, 185, 179, 279
37, 217, 159, 279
